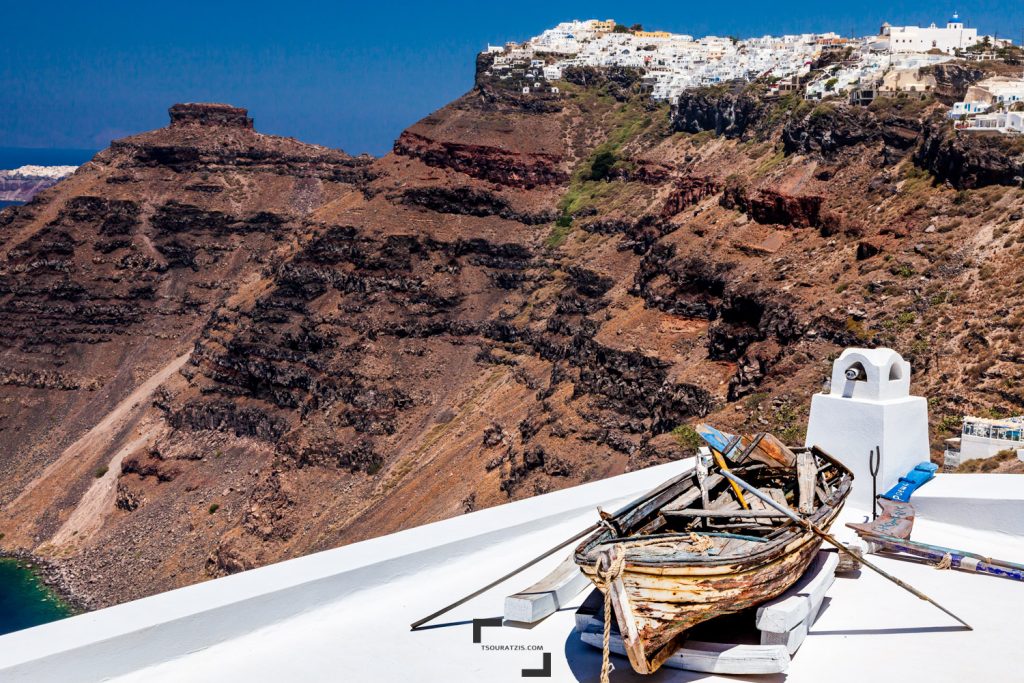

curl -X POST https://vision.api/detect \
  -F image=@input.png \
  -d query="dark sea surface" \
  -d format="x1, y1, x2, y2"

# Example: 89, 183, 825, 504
0, 200, 24, 209
0, 147, 98, 170
0, 558, 71, 635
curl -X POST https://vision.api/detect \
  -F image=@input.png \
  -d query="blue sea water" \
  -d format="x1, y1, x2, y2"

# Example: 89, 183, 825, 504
0, 558, 71, 635
0, 147, 97, 170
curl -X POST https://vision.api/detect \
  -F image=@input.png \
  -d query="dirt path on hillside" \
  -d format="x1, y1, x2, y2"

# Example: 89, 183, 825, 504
4, 352, 191, 545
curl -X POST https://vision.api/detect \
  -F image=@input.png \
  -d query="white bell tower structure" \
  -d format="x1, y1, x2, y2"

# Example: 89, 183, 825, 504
805, 348, 930, 510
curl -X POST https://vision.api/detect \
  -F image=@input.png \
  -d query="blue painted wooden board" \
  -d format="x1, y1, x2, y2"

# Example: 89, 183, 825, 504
882, 462, 938, 501
695, 424, 737, 455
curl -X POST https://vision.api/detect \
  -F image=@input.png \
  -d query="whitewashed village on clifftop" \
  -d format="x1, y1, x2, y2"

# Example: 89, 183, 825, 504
483, 15, 1024, 133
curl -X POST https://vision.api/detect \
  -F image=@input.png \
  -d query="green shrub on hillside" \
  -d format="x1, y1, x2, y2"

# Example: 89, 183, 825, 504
671, 424, 704, 453
587, 150, 617, 181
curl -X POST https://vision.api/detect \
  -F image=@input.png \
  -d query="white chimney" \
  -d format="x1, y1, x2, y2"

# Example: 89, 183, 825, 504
805, 348, 929, 510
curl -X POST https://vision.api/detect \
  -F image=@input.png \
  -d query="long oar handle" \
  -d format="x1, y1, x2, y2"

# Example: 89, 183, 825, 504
409, 522, 598, 630
719, 469, 973, 631
411, 465, 702, 630
857, 530, 1024, 573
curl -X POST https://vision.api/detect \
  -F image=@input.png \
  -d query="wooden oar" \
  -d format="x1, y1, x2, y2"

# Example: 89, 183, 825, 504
856, 531, 1024, 582
409, 523, 599, 630
712, 448, 750, 510
719, 469, 973, 631
410, 464, 698, 630
848, 498, 1024, 579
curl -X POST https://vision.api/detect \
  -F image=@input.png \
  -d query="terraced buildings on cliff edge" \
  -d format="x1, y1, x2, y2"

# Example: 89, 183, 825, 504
486, 16, 1023, 132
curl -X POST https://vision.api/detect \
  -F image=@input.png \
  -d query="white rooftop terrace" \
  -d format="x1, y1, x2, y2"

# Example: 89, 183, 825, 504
1, 460, 1022, 682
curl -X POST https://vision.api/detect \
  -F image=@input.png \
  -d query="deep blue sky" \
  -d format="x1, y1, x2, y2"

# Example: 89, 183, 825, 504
1, 1, 1020, 156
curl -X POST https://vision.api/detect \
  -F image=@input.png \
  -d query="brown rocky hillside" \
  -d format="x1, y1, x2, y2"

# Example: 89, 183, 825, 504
1, 63, 1023, 608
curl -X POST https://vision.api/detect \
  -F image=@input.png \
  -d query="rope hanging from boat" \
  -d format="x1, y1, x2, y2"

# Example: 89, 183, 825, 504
597, 508, 618, 537
593, 544, 626, 683
935, 552, 953, 570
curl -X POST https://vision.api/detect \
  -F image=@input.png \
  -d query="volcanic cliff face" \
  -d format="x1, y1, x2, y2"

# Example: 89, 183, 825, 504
2, 67, 1024, 607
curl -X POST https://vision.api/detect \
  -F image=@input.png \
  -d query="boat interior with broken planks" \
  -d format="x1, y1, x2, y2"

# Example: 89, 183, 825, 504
573, 426, 853, 674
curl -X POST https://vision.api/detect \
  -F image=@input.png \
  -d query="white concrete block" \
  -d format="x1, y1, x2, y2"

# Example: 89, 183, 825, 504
758, 551, 837, 654
504, 555, 589, 623
574, 587, 604, 633
911, 473, 1024, 535
756, 593, 810, 634
761, 621, 808, 653
580, 623, 791, 675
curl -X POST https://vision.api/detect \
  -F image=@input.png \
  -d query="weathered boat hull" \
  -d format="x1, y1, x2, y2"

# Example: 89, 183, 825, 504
574, 440, 852, 675
579, 520, 835, 672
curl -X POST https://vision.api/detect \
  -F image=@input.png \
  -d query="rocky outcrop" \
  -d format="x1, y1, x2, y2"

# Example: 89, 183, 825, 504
782, 104, 880, 156
671, 87, 768, 138
720, 181, 838, 232
169, 103, 253, 129
393, 131, 567, 187
242, 470, 296, 541
398, 187, 556, 224
916, 123, 1024, 188
661, 176, 720, 217
104, 104, 374, 183
562, 66, 645, 101
114, 480, 143, 511
633, 247, 731, 319
922, 63, 987, 105
781, 101, 928, 162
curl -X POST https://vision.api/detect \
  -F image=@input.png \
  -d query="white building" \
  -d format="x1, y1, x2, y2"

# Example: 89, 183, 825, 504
484, 17, 1007, 107
542, 64, 563, 80
966, 76, 1024, 106
944, 415, 1024, 468
882, 14, 981, 54
951, 77, 1024, 123
956, 110, 1024, 133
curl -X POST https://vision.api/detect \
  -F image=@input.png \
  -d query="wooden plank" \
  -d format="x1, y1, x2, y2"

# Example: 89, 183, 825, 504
660, 474, 723, 513
580, 623, 790, 675
608, 566, 650, 674
833, 543, 864, 573
616, 474, 698, 531
663, 509, 789, 518
746, 494, 777, 525
797, 450, 816, 515
752, 433, 797, 468
712, 448, 750, 509
504, 555, 590, 624
767, 488, 788, 507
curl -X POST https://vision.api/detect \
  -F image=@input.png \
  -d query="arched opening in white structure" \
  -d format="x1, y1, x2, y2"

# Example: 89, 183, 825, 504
888, 362, 903, 381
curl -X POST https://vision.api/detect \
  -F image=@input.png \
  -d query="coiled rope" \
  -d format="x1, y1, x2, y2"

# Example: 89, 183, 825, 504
593, 544, 627, 683
935, 552, 953, 570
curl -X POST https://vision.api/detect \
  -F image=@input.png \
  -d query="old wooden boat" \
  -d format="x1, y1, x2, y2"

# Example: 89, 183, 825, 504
573, 425, 853, 674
